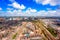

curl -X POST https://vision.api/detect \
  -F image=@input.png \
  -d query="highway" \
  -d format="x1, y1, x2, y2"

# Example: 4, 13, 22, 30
31, 20, 57, 40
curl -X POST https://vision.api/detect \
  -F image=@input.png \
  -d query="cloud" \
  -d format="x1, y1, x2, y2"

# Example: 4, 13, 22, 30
8, 2, 26, 9
7, 0, 26, 16
7, 8, 13, 11
5, 8, 37, 16
5, 8, 60, 17
34, 0, 60, 6
37, 10, 60, 16
26, 8, 37, 14
29, 8, 37, 13
5, 9, 23, 16
0, 6, 60, 17
0, 8, 2, 10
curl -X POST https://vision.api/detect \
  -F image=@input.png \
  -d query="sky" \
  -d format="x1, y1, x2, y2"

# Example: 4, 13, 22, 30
0, 0, 60, 17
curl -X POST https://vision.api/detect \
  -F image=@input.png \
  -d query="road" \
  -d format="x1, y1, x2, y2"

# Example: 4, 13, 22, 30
1, 20, 58, 40
31, 20, 57, 40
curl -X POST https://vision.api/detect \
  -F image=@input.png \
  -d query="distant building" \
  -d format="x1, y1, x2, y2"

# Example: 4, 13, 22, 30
0, 18, 6, 23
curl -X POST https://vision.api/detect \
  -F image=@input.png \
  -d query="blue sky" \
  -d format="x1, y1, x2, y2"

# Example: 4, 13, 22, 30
0, 0, 60, 16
